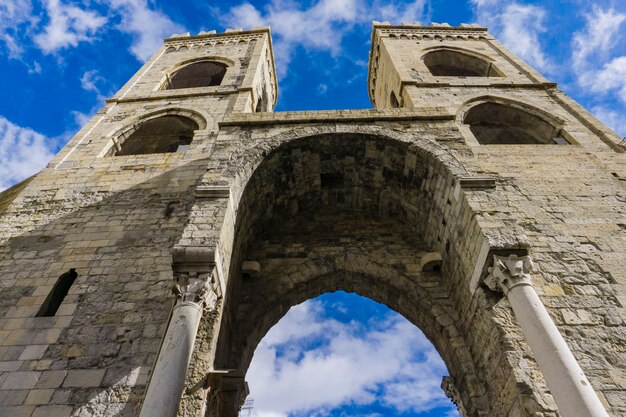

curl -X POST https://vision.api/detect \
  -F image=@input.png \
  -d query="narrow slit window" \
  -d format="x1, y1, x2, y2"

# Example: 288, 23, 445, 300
36, 268, 77, 317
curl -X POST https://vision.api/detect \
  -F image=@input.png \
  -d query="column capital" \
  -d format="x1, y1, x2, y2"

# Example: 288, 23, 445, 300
172, 271, 221, 311
484, 254, 534, 294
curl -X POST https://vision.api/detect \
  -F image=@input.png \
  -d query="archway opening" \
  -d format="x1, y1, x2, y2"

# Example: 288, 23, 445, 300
464, 102, 568, 144
244, 291, 460, 416
212, 133, 498, 417
165, 61, 227, 89
112, 115, 198, 156
423, 50, 502, 77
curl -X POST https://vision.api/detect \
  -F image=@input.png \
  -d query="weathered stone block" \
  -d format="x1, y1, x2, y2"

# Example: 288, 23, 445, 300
0, 371, 40, 390
24, 389, 54, 405
62, 369, 105, 388
31, 405, 72, 417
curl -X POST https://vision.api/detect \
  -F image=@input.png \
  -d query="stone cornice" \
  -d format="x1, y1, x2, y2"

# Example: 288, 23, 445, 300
219, 108, 455, 127
164, 27, 271, 43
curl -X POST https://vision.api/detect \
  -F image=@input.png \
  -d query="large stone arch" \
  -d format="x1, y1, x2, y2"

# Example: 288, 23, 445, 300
215, 124, 470, 281
208, 126, 552, 417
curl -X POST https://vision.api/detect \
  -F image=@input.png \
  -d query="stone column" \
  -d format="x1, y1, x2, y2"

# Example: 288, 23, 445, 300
139, 270, 220, 417
484, 254, 609, 417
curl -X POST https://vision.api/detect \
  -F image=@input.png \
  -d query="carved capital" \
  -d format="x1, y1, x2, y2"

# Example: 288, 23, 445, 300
172, 271, 221, 311
484, 254, 534, 294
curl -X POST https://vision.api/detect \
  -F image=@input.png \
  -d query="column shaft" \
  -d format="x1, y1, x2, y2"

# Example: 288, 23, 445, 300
508, 285, 609, 417
139, 301, 203, 417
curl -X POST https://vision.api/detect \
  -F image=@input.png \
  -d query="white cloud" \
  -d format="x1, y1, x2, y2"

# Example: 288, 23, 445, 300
572, 7, 625, 67
572, 8, 626, 96
0, 116, 55, 190
581, 56, 626, 102
4, 0, 183, 62
70, 110, 93, 128
246, 299, 456, 417
375, 0, 429, 25
471, 1, 551, 72
27, 61, 42, 74
34, 0, 106, 54
0, 0, 35, 57
591, 105, 626, 137
107, 0, 185, 61
81, 69, 104, 94
570, 7, 626, 135
222, 0, 428, 76
70, 69, 108, 129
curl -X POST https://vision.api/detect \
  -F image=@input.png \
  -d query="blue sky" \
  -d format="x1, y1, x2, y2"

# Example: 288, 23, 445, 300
1, 0, 626, 190
1, 0, 626, 415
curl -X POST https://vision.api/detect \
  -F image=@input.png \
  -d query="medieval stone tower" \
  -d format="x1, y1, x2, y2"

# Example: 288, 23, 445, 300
0, 22, 624, 417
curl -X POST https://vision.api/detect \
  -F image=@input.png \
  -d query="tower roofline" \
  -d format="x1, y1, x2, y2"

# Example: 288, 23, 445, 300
164, 26, 273, 42
371, 22, 488, 31
367, 22, 491, 106
164, 27, 279, 108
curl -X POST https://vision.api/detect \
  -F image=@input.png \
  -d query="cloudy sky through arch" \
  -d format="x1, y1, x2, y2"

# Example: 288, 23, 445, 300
246, 291, 459, 417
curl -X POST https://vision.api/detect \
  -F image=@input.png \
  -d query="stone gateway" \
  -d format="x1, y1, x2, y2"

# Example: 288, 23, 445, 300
0, 23, 625, 417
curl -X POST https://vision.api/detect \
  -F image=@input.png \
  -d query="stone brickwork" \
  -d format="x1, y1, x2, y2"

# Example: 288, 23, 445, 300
0, 23, 625, 417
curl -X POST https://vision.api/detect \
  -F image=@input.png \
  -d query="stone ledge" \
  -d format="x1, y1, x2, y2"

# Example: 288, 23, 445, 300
402, 81, 558, 89
164, 27, 270, 43
373, 23, 488, 32
106, 87, 252, 104
195, 186, 230, 199
458, 175, 496, 190
219, 108, 454, 127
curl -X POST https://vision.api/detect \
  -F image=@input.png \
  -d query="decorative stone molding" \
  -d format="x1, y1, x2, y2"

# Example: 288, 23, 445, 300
195, 185, 230, 199
484, 254, 534, 294
172, 245, 215, 265
458, 175, 496, 190
164, 34, 264, 50
172, 245, 217, 274
441, 376, 467, 417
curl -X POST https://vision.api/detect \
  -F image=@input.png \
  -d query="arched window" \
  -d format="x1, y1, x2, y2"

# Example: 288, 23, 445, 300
255, 88, 269, 113
464, 102, 569, 145
164, 61, 227, 89
113, 115, 199, 156
390, 91, 400, 108
423, 50, 502, 77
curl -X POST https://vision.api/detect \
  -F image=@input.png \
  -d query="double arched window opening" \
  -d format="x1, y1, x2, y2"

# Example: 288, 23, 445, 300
463, 102, 570, 145
423, 49, 503, 77
108, 115, 199, 156
163, 61, 228, 90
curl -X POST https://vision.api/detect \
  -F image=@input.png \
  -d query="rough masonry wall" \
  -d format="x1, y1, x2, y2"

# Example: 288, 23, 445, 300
195, 113, 625, 416
456, 143, 626, 414
0, 28, 276, 417
0, 24, 624, 417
